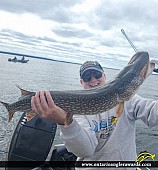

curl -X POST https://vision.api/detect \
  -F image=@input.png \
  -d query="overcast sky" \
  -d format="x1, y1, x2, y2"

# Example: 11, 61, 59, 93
0, 0, 158, 69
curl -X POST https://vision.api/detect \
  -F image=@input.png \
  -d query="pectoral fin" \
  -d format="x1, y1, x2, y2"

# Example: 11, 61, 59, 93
26, 111, 36, 121
9, 111, 16, 122
64, 112, 73, 128
116, 102, 124, 118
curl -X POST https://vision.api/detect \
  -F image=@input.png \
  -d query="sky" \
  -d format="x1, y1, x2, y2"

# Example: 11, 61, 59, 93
0, 0, 158, 69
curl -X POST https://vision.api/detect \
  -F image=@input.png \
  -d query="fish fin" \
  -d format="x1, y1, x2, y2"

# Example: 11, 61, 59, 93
16, 84, 32, 96
9, 111, 16, 122
64, 112, 73, 128
116, 102, 124, 118
0, 101, 15, 122
26, 111, 36, 121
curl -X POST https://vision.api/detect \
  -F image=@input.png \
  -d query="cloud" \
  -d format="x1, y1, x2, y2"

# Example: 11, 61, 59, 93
0, 0, 158, 69
53, 25, 93, 38
0, 0, 83, 23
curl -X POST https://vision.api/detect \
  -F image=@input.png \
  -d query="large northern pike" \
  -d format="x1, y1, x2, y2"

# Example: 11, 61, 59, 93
0, 52, 155, 122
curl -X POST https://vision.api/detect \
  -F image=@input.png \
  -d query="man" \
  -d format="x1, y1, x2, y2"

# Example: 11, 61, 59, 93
21, 56, 25, 60
31, 61, 158, 170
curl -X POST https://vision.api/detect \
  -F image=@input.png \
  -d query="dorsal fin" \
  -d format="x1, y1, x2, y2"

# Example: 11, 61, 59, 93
16, 84, 32, 96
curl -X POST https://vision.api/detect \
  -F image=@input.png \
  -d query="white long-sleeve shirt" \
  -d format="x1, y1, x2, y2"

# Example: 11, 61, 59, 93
60, 94, 158, 170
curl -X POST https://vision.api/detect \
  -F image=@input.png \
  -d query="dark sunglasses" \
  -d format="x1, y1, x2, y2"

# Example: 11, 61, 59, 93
82, 71, 102, 82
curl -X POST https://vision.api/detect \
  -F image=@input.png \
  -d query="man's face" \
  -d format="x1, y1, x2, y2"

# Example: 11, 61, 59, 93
80, 70, 106, 89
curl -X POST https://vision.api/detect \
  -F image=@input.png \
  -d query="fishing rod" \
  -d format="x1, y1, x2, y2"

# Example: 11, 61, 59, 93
121, 29, 138, 53
121, 29, 158, 73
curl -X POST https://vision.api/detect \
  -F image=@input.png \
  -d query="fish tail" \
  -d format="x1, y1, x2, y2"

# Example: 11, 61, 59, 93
0, 101, 15, 122
0, 101, 10, 109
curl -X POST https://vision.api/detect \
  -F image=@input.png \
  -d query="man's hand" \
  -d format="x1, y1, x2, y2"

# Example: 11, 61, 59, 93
31, 91, 73, 126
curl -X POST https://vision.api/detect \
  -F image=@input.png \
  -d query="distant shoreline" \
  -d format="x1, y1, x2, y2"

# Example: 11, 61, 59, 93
0, 50, 119, 70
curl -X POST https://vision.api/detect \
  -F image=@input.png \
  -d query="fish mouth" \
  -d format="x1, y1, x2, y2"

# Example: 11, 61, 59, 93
137, 59, 155, 80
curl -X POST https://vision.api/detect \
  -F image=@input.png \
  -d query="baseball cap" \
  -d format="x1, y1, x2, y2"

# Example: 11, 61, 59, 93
80, 61, 104, 78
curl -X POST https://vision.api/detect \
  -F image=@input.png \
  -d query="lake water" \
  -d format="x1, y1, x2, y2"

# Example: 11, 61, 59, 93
0, 53, 158, 163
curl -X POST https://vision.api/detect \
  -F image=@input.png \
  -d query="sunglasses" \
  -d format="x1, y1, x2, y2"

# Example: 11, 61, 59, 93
82, 71, 103, 82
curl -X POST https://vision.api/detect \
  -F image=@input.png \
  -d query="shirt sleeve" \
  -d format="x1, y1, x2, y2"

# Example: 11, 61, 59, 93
59, 115, 98, 158
126, 94, 158, 127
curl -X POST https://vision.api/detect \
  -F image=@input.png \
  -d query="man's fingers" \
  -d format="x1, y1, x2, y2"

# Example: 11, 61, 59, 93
39, 91, 49, 110
45, 91, 55, 108
31, 96, 38, 113
31, 91, 70, 125
33, 91, 45, 115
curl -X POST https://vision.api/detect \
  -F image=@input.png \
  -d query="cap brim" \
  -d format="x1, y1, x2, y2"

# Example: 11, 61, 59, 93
80, 67, 103, 77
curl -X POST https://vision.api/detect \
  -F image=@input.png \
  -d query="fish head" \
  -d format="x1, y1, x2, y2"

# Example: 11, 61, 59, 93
129, 51, 155, 88
117, 52, 153, 101
129, 51, 149, 78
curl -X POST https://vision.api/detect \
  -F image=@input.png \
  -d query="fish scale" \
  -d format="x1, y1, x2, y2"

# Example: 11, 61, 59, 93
0, 52, 155, 122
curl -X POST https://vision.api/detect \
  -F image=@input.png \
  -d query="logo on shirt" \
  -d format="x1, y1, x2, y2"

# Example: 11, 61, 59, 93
92, 116, 118, 139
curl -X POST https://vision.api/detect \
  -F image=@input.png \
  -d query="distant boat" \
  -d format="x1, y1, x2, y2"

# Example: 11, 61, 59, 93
152, 72, 158, 76
152, 68, 158, 75
8, 57, 29, 63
